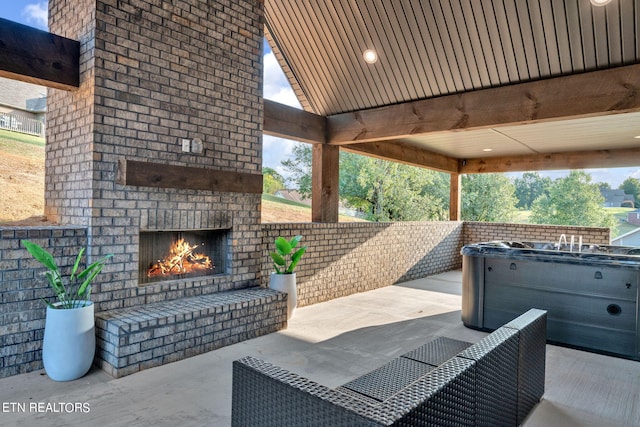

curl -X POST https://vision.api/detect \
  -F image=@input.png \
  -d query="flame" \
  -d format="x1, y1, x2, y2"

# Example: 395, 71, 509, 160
147, 238, 214, 278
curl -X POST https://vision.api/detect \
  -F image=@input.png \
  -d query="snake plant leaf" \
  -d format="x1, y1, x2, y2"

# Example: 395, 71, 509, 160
270, 251, 286, 266
275, 237, 292, 256
286, 246, 307, 273
289, 235, 303, 249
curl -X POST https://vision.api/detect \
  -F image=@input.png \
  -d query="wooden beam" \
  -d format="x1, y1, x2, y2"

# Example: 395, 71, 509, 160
460, 147, 640, 174
327, 63, 640, 145
450, 173, 461, 221
117, 160, 263, 193
342, 141, 459, 174
311, 144, 339, 223
0, 18, 80, 91
264, 99, 326, 144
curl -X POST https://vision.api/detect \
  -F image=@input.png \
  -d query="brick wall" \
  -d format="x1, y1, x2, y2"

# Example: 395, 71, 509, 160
261, 222, 465, 307
463, 222, 611, 246
0, 221, 618, 377
45, 0, 265, 313
0, 227, 87, 378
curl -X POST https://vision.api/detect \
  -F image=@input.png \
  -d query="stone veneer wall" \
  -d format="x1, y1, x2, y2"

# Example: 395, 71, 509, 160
463, 222, 611, 246
45, 0, 265, 312
261, 222, 465, 307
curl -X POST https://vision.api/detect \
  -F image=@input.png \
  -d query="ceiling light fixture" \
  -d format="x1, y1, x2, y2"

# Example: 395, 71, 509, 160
363, 49, 378, 64
634, 135, 640, 139
482, 148, 493, 152
590, 0, 613, 6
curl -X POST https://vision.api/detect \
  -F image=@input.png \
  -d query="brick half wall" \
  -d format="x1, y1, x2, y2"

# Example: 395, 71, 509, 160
463, 222, 611, 246
261, 222, 465, 307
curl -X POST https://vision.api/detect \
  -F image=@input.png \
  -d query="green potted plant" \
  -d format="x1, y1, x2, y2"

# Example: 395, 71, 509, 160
22, 240, 112, 381
269, 235, 306, 319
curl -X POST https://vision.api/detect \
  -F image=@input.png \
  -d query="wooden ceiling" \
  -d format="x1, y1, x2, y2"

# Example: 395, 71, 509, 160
264, 0, 640, 173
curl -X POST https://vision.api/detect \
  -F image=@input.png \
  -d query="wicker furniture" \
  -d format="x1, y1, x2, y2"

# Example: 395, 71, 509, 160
232, 308, 547, 426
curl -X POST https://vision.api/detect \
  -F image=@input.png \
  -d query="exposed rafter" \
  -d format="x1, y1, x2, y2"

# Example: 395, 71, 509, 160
0, 18, 80, 91
263, 99, 325, 144
326, 64, 640, 146
343, 141, 459, 174
460, 147, 640, 174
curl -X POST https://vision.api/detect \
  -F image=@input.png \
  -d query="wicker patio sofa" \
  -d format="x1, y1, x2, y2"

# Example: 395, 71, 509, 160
232, 308, 547, 426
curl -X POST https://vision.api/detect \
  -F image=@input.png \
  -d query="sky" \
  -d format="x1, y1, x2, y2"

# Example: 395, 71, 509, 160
3, 2, 640, 188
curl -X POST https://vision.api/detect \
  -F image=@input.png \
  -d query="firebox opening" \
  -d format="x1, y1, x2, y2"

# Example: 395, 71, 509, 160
139, 229, 229, 285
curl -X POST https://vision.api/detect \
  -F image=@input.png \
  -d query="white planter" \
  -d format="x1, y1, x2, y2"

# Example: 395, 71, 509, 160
269, 273, 297, 319
42, 301, 95, 381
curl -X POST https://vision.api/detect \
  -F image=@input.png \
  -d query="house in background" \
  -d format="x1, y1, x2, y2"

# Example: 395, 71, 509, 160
600, 188, 635, 208
0, 77, 46, 136
612, 226, 640, 246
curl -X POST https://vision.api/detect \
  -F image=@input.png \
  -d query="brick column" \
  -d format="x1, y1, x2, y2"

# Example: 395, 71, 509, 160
47, 0, 266, 309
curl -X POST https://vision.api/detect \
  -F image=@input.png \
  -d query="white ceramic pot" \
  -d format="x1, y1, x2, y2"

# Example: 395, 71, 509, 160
269, 273, 297, 319
42, 301, 95, 381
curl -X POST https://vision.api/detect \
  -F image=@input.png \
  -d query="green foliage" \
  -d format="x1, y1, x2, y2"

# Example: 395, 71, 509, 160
597, 182, 611, 191
349, 156, 449, 221
529, 171, 617, 231
263, 167, 285, 194
513, 172, 552, 209
280, 144, 312, 197
22, 240, 113, 309
270, 235, 306, 274
461, 174, 518, 222
0, 128, 45, 147
281, 148, 450, 222
619, 177, 640, 206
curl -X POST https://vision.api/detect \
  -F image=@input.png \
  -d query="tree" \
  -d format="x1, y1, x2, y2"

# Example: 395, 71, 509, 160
597, 182, 611, 192
281, 148, 450, 221
351, 157, 449, 221
263, 167, 285, 194
513, 172, 552, 209
461, 174, 518, 222
620, 177, 640, 206
530, 171, 616, 230
280, 144, 312, 197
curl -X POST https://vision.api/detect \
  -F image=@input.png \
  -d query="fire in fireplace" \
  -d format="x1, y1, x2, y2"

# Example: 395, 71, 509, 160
139, 229, 228, 285
147, 238, 214, 278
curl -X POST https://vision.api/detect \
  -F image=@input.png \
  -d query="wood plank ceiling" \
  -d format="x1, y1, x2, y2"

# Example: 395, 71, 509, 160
264, 0, 640, 171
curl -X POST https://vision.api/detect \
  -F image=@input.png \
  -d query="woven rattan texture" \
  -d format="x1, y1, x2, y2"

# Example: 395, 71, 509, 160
232, 357, 379, 426
341, 357, 435, 402
231, 310, 547, 426
505, 309, 547, 424
459, 327, 519, 426
378, 356, 476, 426
401, 336, 472, 366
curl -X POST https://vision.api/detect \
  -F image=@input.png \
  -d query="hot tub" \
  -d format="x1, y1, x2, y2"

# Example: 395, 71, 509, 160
462, 240, 640, 361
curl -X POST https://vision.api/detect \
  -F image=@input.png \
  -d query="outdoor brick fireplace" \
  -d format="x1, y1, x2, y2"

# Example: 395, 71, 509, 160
32, 0, 286, 377
139, 229, 229, 285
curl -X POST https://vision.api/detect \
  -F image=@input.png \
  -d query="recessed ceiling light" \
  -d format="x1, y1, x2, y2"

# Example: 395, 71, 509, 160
590, 0, 612, 6
363, 49, 378, 64
482, 148, 493, 152
634, 135, 640, 139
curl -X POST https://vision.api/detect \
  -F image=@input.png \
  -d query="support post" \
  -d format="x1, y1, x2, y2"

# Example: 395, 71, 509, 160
450, 173, 461, 221
312, 144, 340, 223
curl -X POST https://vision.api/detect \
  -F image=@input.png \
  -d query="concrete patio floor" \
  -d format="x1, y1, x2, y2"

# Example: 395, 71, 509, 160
1, 270, 639, 426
